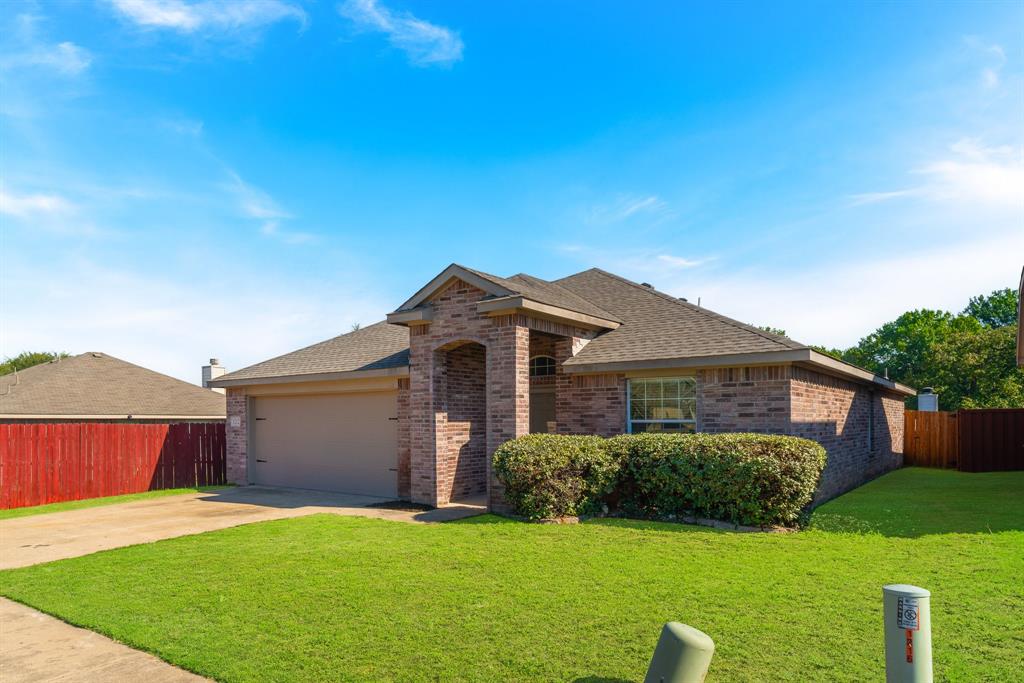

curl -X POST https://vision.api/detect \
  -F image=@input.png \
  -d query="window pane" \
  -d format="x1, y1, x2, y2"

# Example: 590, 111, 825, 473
663, 379, 679, 399
630, 400, 646, 420
652, 401, 682, 420
632, 381, 646, 400
679, 378, 696, 398
647, 381, 663, 400
680, 399, 696, 421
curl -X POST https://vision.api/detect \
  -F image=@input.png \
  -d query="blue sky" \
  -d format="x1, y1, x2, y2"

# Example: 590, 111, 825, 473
2, 0, 1022, 383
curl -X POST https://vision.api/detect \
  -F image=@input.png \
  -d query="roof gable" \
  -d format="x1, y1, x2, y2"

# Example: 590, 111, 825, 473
393, 263, 620, 323
0, 352, 225, 418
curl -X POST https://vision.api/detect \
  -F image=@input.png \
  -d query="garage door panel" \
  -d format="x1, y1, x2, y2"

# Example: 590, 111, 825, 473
252, 392, 398, 497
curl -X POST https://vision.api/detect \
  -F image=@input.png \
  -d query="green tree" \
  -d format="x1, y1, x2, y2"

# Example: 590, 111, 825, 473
963, 288, 1018, 328
0, 351, 70, 375
756, 325, 787, 337
929, 326, 1024, 409
840, 309, 980, 392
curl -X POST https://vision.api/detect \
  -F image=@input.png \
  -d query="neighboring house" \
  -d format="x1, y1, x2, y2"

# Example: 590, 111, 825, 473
211, 264, 913, 510
0, 352, 226, 422
1, 353, 226, 509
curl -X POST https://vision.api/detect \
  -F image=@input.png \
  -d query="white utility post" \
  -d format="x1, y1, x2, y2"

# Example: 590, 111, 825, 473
883, 584, 932, 682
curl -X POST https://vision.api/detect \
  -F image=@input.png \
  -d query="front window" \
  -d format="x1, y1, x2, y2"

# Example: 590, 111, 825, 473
529, 355, 556, 377
628, 377, 697, 433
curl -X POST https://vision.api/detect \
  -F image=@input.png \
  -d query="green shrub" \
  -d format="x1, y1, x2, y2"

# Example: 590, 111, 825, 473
607, 433, 826, 527
492, 434, 619, 520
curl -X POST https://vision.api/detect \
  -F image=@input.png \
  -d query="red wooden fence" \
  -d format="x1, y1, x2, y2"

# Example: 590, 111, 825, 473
903, 408, 1024, 473
958, 409, 1024, 472
0, 422, 226, 509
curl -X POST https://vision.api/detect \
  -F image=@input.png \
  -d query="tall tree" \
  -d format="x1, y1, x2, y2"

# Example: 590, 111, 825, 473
930, 326, 1024, 409
0, 351, 70, 376
963, 288, 1019, 328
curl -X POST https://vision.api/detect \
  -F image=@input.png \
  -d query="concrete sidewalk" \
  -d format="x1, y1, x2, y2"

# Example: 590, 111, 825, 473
1, 486, 486, 570
0, 597, 209, 682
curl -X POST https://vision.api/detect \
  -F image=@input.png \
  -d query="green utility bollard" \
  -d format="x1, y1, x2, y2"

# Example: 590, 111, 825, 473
643, 622, 715, 683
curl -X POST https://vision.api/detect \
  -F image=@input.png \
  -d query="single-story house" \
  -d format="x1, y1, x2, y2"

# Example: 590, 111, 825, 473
211, 264, 913, 511
0, 352, 226, 422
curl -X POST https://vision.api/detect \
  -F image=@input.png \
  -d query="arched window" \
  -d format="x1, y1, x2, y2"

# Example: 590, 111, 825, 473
529, 355, 556, 377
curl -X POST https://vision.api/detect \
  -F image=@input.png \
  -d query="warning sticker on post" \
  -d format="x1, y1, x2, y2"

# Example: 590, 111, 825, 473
897, 596, 920, 631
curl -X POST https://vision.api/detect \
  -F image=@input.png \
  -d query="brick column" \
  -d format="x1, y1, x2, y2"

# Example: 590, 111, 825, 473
408, 326, 440, 506
487, 321, 530, 511
225, 387, 248, 485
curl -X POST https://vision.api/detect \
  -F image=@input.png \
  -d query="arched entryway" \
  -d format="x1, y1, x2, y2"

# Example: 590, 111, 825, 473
433, 340, 488, 504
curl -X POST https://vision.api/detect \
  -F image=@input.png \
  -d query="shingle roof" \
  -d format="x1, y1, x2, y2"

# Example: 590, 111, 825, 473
555, 268, 807, 366
214, 266, 819, 386
0, 353, 226, 418
213, 321, 409, 383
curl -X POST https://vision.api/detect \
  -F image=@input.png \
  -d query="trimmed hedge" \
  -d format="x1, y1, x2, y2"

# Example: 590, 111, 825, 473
608, 433, 826, 527
491, 434, 619, 520
492, 433, 826, 527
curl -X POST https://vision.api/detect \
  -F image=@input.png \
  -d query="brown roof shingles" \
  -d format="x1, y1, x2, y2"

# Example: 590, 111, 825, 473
213, 266, 815, 385
214, 321, 409, 383
0, 352, 225, 417
555, 268, 806, 366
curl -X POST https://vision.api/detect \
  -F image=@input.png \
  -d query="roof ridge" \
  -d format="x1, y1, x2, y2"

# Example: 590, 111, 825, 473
512, 271, 620, 322
568, 267, 807, 349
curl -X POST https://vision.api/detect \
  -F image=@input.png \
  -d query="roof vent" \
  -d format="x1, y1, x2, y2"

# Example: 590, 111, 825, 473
678, 297, 688, 302
91, 352, 103, 358
640, 282, 653, 289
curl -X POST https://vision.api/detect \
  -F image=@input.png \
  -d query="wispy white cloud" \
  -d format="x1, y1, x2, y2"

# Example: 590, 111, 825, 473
108, 0, 307, 34
0, 187, 75, 218
0, 40, 92, 75
224, 171, 318, 244
586, 193, 675, 226
965, 36, 1006, 89
338, 0, 463, 67
849, 138, 1024, 208
656, 254, 706, 269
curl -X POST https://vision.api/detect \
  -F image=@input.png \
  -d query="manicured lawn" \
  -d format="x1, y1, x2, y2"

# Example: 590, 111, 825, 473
0, 486, 229, 520
2, 468, 1021, 682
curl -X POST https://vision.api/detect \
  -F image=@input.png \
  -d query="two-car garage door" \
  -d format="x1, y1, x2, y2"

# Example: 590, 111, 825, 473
250, 392, 398, 498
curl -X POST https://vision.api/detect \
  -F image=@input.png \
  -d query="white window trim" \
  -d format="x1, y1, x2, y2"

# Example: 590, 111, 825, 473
626, 377, 697, 434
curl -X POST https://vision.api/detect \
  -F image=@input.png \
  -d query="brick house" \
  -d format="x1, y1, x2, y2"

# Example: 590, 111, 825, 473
210, 264, 912, 510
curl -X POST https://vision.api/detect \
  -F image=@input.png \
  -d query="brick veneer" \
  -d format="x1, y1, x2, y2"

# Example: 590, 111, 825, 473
396, 377, 410, 500
225, 387, 248, 485
406, 279, 531, 509
697, 364, 904, 502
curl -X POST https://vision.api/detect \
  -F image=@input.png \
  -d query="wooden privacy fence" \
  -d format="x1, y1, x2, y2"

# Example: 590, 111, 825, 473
0, 422, 226, 509
904, 409, 1024, 472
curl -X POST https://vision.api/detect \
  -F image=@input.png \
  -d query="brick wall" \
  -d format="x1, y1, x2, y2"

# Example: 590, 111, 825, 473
697, 366, 790, 433
693, 365, 904, 503
789, 367, 903, 501
225, 388, 248, 485
556, 372, 627, 436
440, 343, 487, 500
396, 377, 410, 500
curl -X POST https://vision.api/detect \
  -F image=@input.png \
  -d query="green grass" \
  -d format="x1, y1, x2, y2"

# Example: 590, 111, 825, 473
2, 468, 1022, 682
0, 486, 228, 520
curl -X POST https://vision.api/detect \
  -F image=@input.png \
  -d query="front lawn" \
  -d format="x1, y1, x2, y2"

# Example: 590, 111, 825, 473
2, 468, 1021, 682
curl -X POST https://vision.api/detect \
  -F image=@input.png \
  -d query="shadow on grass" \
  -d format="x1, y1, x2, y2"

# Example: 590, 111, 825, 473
572, 677, 634, 683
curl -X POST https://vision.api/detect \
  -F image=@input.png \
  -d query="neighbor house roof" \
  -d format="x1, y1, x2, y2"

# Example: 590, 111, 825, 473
0, 352, 226, 419
212, 321, 410, 387
212, 265, 913, 395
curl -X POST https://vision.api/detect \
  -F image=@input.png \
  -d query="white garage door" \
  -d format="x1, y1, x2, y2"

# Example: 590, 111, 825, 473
251, 392, 398, 497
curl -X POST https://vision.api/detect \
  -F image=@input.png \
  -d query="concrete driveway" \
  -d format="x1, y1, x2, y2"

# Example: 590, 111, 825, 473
0, 486, 485, 570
